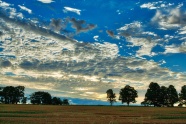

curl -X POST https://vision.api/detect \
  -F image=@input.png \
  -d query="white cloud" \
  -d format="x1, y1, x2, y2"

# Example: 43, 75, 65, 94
151, 8, 186, 30
140, 2, 158, 9
63, 7, 81, 15
140, 2, 174, 10
128, 37, 157, 57
164, 45, 180, 54
118, 21, 142, 31
18, 5, 32, 14
37, 0, 54, 4
93, 35, 99, 41
0, 1, 10, 7
142, 31, 157, 36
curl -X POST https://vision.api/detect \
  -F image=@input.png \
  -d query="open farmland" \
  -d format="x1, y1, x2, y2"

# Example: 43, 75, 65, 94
0, 105, 186, 124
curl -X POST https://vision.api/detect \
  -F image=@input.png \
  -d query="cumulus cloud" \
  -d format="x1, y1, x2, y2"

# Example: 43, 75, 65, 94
151, 8, 186, 29
63, 7, 81, 15
117, 21, 159, 57
164, 45, 181, 54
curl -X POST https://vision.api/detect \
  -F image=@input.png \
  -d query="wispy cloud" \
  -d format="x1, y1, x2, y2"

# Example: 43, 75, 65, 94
63, 7, 81, 15
37, 0, 55, 4
18, 5, 32, 14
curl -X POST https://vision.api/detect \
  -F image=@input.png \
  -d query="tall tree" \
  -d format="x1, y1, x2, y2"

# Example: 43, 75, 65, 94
158, 86, 169, 107
30, 91, 52, 105
145, 82, 160, 107
1, 86, 25, 104
106, 89, 116, 106
167, 85, 179, 107
14, 86, 25, 104
179, 85, 186, 105
2, 86, 15, 104
119, 85, 138, 106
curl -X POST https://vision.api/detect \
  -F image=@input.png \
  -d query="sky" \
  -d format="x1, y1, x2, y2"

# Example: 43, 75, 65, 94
0, 0, 186, 105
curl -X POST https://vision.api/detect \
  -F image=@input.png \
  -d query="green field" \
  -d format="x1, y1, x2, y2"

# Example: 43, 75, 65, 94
0, 104, 186, 124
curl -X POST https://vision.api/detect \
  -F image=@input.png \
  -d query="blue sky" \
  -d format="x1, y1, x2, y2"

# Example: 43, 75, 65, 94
0, 0, 186, 105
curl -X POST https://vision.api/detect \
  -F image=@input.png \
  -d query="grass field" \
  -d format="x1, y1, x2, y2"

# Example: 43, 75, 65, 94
0, 104, 186, 124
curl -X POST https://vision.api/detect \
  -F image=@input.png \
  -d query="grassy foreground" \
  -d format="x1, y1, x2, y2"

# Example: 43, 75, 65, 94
0, 104, 186, 124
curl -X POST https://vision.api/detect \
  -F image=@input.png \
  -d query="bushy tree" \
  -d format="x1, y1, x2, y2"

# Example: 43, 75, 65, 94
144, 83, 179, 107
62, 99, 69, 105
167, 85, 179, 107
30, 91, 52, 105
1, 86, 25, 104
119, 85, 138, 106
158, 86, 169, 106
145, 82, 160, 107
106, 89, 116, 106
21, 97, 27, 104
179, 85, 186, 105
52, 97, 62, 105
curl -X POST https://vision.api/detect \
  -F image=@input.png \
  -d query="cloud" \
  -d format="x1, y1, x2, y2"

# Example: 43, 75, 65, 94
140, 2, 174, 10
18, 5, 32, 14
1, 2, 186, 104
49, 18, 63, 32
63, 7, 81, 15
117, 22, 159, 57
117, 21, 143, 37
37, 0, 54, 4
106, 30, 119, 39
0, 59, 12, 67
151, 8, 186, 29
0, 1, 11, 8
69, 18, 97, 33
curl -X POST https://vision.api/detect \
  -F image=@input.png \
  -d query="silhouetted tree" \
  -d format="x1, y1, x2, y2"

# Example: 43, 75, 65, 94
119, 85, 138, 106
0, 87, 4, 103
179, 85, 186, 106
145, 82, 161, 107
15, 86, 25, 104
30, 91, 52, 105
159, 86, 169, 106
21, 97, 27, 104
52, 97, 62, 105
106, 89, 116, 106
62, 99, 69, 105
167, 85, 179, 107
141, 99, 151, 106
1, 86, 25, 104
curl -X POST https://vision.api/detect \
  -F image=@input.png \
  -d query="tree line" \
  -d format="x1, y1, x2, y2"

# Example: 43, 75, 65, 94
106, 82, 186, 107
0, 86, 69, 105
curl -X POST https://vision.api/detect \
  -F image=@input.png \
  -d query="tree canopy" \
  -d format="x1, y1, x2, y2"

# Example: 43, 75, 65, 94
106, 89, 116, 106
179, 85, 186, 106
30, 91, 52, 105
119, 85, 138, 106
0, 86, 25, 104
143, 82, 179, 107
144, 82, 161, 107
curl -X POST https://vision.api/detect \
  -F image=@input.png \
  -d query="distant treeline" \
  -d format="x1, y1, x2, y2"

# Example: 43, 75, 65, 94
0, 86, 69, 105
106, 82, 186, 107
1, 82, 186, 107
